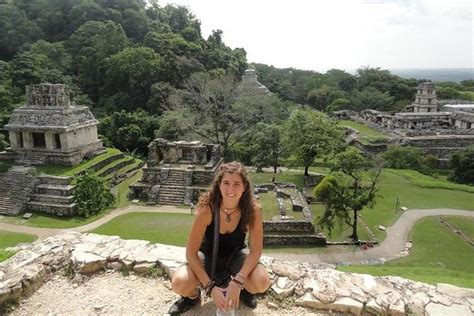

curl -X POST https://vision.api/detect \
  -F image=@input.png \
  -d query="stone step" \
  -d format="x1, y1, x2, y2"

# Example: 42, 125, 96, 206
35, 184, 74, 196
96, 157, 135, 178
263, 234, 326, 246
158, 187, 186, 193
30, 194, 75, 204
37, 175, 73, 186
27, 201, 77, 217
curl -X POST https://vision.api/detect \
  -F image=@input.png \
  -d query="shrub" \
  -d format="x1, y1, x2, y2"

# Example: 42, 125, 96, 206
73, 170, 114, 218
0, 134, 8, 151
449, 146, 474, 185
382, 146, 437, 175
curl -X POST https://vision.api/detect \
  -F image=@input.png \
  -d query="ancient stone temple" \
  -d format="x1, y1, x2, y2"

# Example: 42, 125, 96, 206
236, 69, 272, 97
3, 83, 104, 166
130, 138, 223, 205
410, 82, 438, 113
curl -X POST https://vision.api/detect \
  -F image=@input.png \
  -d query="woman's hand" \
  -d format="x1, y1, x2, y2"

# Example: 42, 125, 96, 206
224, 281, 241, 311
210, 286, 227, 311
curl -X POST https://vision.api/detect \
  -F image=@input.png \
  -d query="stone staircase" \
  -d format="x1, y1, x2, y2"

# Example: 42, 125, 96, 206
27, 174, 77, 216
15, 151, 46, 166
0, 166, 38, 216
157, 169, 186, 205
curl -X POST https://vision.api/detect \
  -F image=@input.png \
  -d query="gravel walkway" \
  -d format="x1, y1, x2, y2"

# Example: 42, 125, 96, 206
8, 272, 327, 316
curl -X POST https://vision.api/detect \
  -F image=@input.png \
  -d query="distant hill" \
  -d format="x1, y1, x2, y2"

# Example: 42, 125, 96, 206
390, 68, 473, 83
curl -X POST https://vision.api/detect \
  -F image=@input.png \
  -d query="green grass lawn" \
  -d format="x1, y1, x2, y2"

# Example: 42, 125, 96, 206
89, 212, 195, 246
339, 217, 474, 288
249, 170, 306, 189
259, 192, 279, 221
0, 230, 37, 248
36, 148, 122, 176
362, 169, 474, 241
338, 120, 390, 138
442, 216, 474, 241
0, 230, 38, 263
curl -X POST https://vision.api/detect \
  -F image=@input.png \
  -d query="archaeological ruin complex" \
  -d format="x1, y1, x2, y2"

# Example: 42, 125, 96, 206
2, 83, 104, 166
130, 138, 223, 205
343, 82, 474, 166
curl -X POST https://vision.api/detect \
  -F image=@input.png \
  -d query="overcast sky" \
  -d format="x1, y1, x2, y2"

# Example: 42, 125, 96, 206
161, 0, 473, 72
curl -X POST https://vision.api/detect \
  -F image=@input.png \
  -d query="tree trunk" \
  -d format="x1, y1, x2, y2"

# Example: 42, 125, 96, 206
304, 165, 309, 176
273, 165, 277, 173
351, 210, 359, 242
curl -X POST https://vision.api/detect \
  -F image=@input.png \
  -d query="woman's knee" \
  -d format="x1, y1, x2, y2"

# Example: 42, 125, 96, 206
248, 265, 271, 293
171, 266, 194, 293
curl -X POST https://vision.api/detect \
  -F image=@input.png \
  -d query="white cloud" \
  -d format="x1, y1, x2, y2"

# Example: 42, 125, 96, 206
161, 0, 473, 71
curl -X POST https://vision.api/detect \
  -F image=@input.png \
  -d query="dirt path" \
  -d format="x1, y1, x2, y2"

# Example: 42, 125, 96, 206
0, 204, 191, 240
269, 208, 474, 264
1, 206, 473, 264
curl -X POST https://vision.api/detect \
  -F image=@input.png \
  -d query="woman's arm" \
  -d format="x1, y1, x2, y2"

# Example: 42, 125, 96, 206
185, 205, 212, 286
238, 204, 264, 278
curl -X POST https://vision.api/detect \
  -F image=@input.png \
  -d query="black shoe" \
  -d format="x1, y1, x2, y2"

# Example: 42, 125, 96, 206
240, 289, 257, 309
167, 294, 201, 315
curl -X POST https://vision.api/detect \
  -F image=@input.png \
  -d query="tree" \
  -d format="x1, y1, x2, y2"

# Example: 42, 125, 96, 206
314, 148, 383, 242
284, 110, 345, 176
350, 87, 395, 111
99, 110, 160, 155
383, 145, 437, 175
74, 171, 114, 218
102, 46, 164, 109
449, 146, 474, 185
0, 4, 42, 60
170, 72, 246, 158
250, 123, 286, 173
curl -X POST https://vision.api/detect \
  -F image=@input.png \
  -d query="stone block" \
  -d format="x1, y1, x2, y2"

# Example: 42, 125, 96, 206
425, 302, 472, 316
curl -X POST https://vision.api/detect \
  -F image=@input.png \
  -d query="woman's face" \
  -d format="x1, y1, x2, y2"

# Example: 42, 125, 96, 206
219, 172, 245, 205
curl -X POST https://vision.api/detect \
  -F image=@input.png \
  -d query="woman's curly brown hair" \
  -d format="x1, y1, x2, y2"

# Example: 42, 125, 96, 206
197, 161, 256, 232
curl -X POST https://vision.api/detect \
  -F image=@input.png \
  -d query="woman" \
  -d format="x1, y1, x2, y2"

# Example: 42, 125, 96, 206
168, 162, 271, 315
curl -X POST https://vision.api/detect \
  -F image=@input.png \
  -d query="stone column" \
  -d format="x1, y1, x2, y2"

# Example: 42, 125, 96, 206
45, 132, 55, 150
8, 132, 19, 148
23, 132, 34, 149
61, 132, 71, 150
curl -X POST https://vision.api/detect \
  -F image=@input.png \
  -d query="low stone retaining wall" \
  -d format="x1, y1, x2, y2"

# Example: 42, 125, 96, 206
1, 232, 473, 315
264, 220, 315, 233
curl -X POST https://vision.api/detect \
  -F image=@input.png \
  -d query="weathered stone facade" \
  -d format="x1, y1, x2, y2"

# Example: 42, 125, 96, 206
256, 183, 326, 246
3, 83, 104, 166
346, 82, 474, 166
236, 69, 272, 97
130, 139, 223, 205
1, 232, 473, 315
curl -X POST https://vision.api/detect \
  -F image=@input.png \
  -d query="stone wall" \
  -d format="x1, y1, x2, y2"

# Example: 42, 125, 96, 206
192, 170, 214, 186
1, 232, 473, 315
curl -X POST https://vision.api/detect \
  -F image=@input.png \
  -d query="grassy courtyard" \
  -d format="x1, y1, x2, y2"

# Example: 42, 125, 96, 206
89, 212, 194, 246
0, 230, 38, 263
339, 216, 474, 288
338, 119, 391, 144
36, 148, 122, 176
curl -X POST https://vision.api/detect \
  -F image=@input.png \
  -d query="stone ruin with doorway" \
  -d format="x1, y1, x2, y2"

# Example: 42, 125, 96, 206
255, 182, 326, 247
0, 83, 104, 217
130, 138, 223, 205
344, 82, 474, 167
2, 83, 104, 166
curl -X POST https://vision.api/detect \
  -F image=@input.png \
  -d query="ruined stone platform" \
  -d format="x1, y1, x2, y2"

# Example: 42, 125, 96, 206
1, 232, 473, 315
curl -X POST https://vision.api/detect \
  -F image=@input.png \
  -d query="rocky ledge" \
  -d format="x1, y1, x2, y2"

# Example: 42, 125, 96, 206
1, 232, 473, 315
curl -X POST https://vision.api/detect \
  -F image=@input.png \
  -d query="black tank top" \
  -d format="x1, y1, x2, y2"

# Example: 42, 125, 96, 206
199, 212, 246, 257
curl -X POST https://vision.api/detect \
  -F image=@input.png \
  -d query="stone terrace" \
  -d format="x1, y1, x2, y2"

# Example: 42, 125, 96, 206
1, 232, 473, 315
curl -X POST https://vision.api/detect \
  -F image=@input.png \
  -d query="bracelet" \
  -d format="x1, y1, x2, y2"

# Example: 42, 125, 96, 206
204, 281, 215, 298
230, 276, 244, 289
